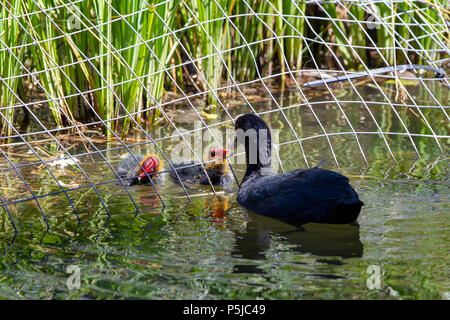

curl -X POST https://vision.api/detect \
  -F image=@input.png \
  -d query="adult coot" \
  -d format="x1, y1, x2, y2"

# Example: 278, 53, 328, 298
234, 114, 363, 225
117, 153, 161, 186
169, 147, 232, 186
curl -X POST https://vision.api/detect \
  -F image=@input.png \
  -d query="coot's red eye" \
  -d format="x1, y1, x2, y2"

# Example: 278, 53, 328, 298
210, 149, 216, 157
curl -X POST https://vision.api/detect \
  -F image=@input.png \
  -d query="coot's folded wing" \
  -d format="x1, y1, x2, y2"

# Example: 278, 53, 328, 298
239, 168, 359, 221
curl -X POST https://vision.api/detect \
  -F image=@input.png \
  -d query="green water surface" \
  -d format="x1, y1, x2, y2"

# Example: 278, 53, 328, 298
0, 81, 448, 299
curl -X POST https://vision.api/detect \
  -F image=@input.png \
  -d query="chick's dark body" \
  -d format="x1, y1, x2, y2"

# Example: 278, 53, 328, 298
170, 161, 232, 186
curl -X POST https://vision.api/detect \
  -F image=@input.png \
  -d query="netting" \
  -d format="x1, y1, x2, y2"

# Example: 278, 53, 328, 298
0, 0, 448, 236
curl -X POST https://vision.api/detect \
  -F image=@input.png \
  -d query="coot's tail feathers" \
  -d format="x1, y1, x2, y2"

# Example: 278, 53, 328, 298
333, 198, 364, 224
337, 198, 364, 207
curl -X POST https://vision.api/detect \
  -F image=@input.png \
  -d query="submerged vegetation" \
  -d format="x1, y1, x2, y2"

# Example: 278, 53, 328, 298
0, 0, 448, 137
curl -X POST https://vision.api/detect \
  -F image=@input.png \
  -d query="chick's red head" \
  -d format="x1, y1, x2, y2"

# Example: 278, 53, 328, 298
138, 156, 160, 182
208, 147, 227, 160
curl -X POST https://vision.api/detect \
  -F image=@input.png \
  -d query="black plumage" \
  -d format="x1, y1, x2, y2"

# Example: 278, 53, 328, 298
169, 148, 232, 186
235, 114, 363, 225
169, 161, 232, 186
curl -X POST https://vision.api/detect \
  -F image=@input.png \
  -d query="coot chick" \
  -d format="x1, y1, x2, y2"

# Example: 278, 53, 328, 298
169, 147, 232, 186
117, 153, 161, 186
234, 114, 363, 225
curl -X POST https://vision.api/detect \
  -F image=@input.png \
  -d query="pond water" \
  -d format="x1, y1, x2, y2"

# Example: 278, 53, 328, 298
0, 80, 448, 299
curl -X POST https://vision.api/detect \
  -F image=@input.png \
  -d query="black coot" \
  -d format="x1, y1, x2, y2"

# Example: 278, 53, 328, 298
234, 114, 363, 225
117, 153, 161, 186
169, 147, 232, 186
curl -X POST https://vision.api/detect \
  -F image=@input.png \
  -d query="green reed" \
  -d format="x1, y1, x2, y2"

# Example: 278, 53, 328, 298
186, 0, 231, 107
0, 0, 26, 137
0, 0, 447, 138
283, 0, 307, 70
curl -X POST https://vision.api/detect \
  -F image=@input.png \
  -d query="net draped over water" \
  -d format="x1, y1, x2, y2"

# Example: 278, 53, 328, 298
0, 0, 448, 236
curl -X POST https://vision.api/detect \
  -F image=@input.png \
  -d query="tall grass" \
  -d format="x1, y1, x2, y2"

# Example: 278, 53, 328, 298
0, 0, 448, 137
0, 0, 26, 136
188, 0, 230, 106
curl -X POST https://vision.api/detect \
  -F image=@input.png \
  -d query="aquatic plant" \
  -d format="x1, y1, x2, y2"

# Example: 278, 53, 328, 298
0, 0, 447, 136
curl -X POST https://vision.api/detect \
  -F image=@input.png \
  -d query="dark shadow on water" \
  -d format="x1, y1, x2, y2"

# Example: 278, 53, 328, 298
232, 211, 363, 274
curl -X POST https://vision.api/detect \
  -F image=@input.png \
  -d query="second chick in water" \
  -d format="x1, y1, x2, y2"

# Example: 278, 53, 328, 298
169, 147, 232, 186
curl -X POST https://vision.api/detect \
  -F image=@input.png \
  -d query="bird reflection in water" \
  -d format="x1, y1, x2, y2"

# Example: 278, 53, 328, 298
204, 195, 231, 228
232, 211, 363, 274
138, 191, 162, 213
